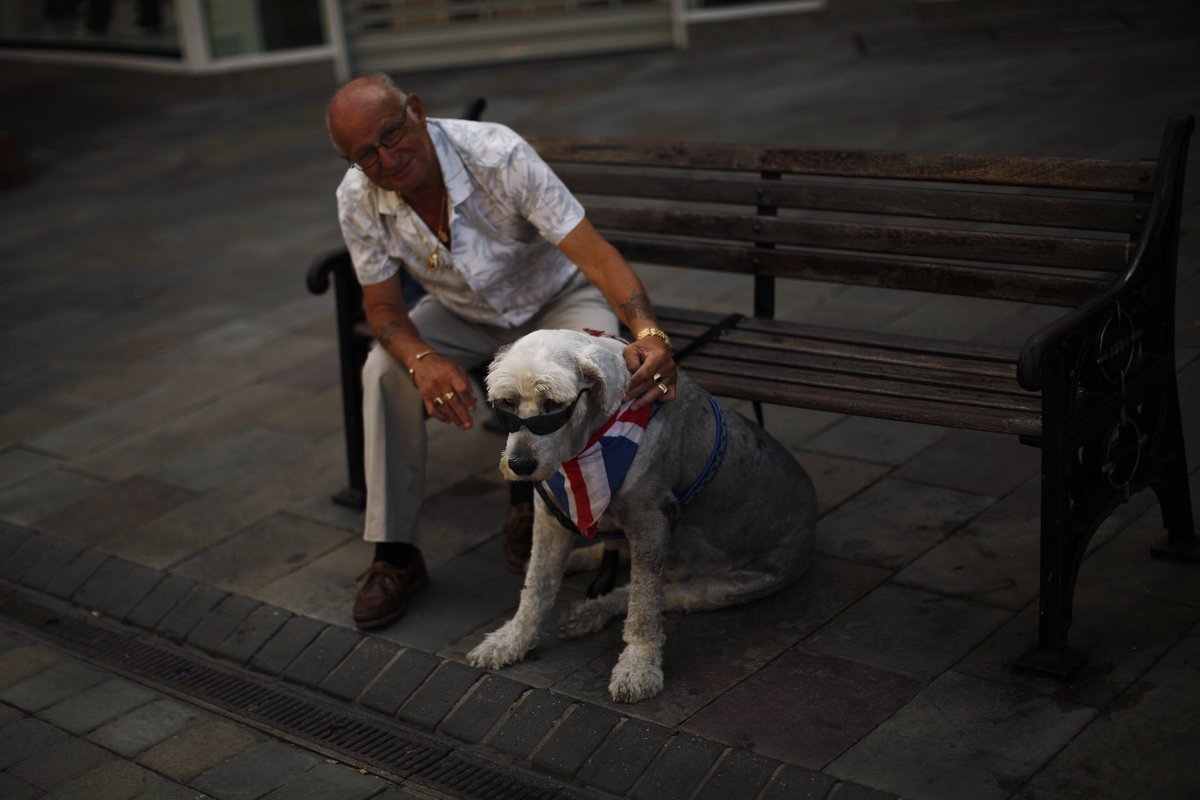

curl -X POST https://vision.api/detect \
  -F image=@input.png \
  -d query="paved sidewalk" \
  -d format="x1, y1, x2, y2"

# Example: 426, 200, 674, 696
2, 2, 1200, 798
0, 626, 414, 800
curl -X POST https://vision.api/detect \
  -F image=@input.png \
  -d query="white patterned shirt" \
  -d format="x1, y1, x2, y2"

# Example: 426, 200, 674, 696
335, 119, 586, 327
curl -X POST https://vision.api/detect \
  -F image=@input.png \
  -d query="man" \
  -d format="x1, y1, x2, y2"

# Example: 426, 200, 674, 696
326, 74, 677, 629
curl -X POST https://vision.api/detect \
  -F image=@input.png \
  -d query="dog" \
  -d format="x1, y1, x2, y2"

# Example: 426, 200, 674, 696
466, 329, 817, 702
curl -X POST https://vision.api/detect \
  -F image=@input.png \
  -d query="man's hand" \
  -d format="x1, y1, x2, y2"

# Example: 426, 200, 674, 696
412, 353, 477, 429
623, 337, 676, 411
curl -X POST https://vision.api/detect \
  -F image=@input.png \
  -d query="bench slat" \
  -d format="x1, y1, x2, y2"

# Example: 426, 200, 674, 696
696, 337, 1024, 387
558, 167, 1149, 233
617, 237, 1110, 306
684, 352, 1039, 413
589, 205, 1131, 271
532, 136, 1156, 193
686, 368, 1042, 437
694, 340, 1029, 394
659, 307, 1019, 366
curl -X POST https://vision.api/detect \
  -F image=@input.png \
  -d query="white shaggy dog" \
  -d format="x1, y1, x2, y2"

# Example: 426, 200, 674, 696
467, 329, 817, 702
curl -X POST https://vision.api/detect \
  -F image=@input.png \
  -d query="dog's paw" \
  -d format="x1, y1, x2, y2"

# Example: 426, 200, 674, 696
467, 625, 533, 670
608, 644, 664, 703
558, 598, 613, 639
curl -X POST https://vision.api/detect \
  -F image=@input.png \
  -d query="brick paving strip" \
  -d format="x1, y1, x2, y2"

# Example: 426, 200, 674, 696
0, 525, 884, 800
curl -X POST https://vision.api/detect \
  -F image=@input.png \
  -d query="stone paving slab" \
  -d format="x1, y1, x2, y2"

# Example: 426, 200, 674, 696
438, 673, 529, 744
44, 548, 109, 600
157, 584, 228, 643
0, 659, 108, 712
249, 615, 326, 676
575, 717, 674, 796
318, 636, 403, 701
816, 477, 996, 570
213, 603, 293, 664
4, 732, 112, 793
683, 647, 922, 771
530, 701, 622, 778
126, 574, 195, 630
100, 433, 347, 570
0, 448, 63, 492
75, 383, 298, 483
358, 647, 443, 717
135, 719, 260, 783
186, 593, 260, 654
0, 643, 65, 690
22, 540, 88, 594
805, 583, 1012, 682
25, 364, 245, 460
190, 740, 323, 800
485, 688, 574, 760
891, 429, 1039, 498
40, 677, 158, 736
691, 748, 781, 800
0, 521, 31, 563
396, 660, 484, 730
826, 670, 1098, 800
955, 572, 1200, 710
630, 732, 726, 800
1014, 628, 1200, 800
33, 478, 195, 551
0, 532, 56, 582
283, 624, 362, 688
0, 469, 106, 528
803, 417, 949, 467
143, 424, 313, 494
87, 698, 204, 757
174, 511, 355, 594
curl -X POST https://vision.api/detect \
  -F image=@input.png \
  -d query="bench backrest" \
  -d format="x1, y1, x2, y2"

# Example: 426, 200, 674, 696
530, 136, 1157, 311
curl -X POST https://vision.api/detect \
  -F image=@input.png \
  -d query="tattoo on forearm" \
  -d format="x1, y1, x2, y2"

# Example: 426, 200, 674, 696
620, 292, 656, 323
376, 320, 403, 346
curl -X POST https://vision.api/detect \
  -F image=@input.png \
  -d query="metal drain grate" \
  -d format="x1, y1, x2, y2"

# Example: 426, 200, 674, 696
0, 586, 584, 800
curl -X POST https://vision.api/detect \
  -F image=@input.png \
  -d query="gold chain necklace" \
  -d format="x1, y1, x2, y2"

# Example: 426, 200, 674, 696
405, 187, 450, 271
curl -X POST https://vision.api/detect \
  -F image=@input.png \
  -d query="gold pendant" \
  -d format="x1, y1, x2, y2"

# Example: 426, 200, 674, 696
428, 250, 442, 271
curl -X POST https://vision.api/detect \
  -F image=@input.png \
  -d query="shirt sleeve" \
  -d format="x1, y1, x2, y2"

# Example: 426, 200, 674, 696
336, 173, 401, 286
504, 134, 586, 245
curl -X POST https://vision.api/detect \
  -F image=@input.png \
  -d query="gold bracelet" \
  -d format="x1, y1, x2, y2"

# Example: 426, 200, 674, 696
636, 327, 671, 350
407, 350, 435, 383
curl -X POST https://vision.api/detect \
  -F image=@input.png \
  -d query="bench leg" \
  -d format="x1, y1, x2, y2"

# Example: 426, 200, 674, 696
1149, 381, 1197, 562
1016, 444, 1089, 678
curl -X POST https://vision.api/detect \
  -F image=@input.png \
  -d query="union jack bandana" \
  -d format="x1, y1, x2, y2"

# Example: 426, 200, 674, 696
544, 398, 657, 539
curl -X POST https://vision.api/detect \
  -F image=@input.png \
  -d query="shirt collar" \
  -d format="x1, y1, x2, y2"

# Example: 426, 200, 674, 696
373, 119, 470, 217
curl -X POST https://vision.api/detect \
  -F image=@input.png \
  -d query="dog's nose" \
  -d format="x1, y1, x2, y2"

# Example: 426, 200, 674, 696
507, 456, 538, 476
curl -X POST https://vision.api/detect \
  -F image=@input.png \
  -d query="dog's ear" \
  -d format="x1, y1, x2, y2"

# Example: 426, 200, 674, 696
577, 343, 627, 415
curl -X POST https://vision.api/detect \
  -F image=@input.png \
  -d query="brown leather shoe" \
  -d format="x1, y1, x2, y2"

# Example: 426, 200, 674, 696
352, 554, 428, 630
502, 506, 534, 573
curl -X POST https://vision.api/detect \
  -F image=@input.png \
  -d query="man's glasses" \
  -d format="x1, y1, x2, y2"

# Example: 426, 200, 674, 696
348, 100, 410, 171
490, 391, 587, 436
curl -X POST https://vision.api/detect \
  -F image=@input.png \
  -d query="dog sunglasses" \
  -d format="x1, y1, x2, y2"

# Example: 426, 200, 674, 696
489, 390, 587, 436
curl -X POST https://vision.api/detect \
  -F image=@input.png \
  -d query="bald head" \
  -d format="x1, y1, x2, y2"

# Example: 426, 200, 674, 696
327, 74, 408, 156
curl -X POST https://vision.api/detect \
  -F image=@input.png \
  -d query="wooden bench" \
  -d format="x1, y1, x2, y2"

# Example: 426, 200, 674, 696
307, 114, 1196, 677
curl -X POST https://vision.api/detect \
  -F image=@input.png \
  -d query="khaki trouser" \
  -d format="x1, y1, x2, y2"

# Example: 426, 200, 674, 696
361, 273, 618, 543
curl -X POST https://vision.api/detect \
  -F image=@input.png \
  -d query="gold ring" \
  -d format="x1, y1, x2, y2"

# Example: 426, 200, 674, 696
444, 391, 455, 402
652, 373, 662, 382
433, 396, 444, 407
657, 382, 669, 395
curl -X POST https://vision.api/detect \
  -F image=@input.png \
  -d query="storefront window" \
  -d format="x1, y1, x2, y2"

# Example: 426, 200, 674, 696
0, 0, 181, 58
204, 0, 325, 59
